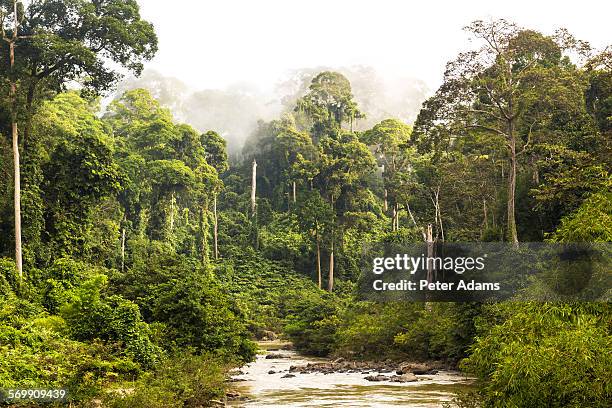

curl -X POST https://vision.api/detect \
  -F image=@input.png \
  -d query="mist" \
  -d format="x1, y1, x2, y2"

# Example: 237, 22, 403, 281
113, 67, 429, 154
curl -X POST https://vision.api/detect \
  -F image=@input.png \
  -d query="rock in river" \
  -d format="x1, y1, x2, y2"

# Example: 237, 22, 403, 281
265, 353, 290, 359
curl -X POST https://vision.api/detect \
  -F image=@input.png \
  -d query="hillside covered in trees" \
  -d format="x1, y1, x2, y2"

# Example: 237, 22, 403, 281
0, 1, 610, 407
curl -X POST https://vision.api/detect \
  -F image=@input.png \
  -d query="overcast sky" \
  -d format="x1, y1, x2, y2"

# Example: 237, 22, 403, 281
137, 0, 611, 92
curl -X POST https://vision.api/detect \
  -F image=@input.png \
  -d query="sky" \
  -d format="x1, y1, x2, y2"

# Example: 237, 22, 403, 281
136, 0, 611, 92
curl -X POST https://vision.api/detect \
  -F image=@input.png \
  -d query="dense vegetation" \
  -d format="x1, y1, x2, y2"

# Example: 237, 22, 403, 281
0, 1, 610, 407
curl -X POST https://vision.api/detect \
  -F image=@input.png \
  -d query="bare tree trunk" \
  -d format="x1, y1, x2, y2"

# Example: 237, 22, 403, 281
426, 224, 434, 283
169, 191, 175, 231
425, 224, 435, 309
483, 199, 488, 227
316, 231, 322, 289
213, 193, 218, 260
8, 0, 22, 281
328, 237, 334, 292
292, 181, 296, 204
507, 121, 519, 246
201, 206, 209, 266
383, 189, 388, 212
121, 227, 126, 272
395, 203, 400, 230
12, 115, 22, 281
392, 205, 397, 231
251, 159, 257, 216
433, 186, 444, 242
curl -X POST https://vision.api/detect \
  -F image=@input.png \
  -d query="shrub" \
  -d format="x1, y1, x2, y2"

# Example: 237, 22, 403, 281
104, 353, 227, 408
151, 271, 256, 362
283, 289, 341, 356
461, 303, 611, 407
61, 274, 161, 368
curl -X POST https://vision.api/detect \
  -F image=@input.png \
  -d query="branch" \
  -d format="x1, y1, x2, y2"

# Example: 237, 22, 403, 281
465, 108, 505, 122
483, 83, 511, 120
466, 124, 508, 138
518, 120, 537, 155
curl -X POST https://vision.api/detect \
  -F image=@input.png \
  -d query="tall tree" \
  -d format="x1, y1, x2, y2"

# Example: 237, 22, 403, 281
362, 118, 413, 231
0, 0, 157, 279
413, 20, 591, 244
201, 130, 229, 260
295, 71, 364, 139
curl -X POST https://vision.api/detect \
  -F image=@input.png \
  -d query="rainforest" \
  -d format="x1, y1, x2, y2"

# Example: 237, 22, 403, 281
0, 1, 610, 407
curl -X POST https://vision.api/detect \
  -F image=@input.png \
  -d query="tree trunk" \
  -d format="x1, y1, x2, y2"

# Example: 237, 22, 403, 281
383, 189, 388, 212
507, 121, 519, 246
316, 231, 322, 289
213, 193, 219, 260
481, 198, 488, 238
328, 238, 334, 292
169, 191, 175, 231
433, 187, 444, 242
12, 117, 22, 280
395, 203, 400, 230
426, 224, 434, 283
251, 159, 257, 216
8, 2, 22, 281
425, 224, 434, 309
121, 227, 126, 272
201, 206, 209, 266
292, 181, 296, 204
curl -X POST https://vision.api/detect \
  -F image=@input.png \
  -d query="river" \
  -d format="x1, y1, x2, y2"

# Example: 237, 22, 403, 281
229, 342, 474, 407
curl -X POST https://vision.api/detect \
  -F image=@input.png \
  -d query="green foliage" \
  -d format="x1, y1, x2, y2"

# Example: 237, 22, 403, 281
462, 303, 611, 407
550, 191, 612, 242
259, 213, 307, 263
295, 71, 364, 137
216, 250, 323, 338
105, 353, 227, 408
0, 0, 157, 96
150, 270, 255, 362
283, 289, 341, 356
0, 294, 142, 403
335, 302, 479, 363
0, 13, 609, 407
60, 274, 161, 369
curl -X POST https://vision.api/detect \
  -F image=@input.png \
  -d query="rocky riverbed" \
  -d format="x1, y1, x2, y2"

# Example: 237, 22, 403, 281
227, 341, 475, 407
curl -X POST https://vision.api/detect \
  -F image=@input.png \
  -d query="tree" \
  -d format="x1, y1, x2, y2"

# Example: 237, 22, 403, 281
0, 0, 157, 280
413, 20, 592, 244
362, 118, 413, 231
201, 130, 229, 260
317, 131, 376, 291
36, 93, 123, 260
296, 191, 334, 289
295, 71, 364, 139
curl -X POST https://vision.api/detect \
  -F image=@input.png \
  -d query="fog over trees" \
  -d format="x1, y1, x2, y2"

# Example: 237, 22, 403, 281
114, 67, 429, 154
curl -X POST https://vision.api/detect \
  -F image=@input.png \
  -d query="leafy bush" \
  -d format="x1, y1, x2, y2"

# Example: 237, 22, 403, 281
550, 191, 612, 242
0, 295, 141, 403
150, 270, 256, 362
61, 274, 161, 369
461, 303, 611, 407
104, 353, 227, 408
283, 289, 341, 356
335, 302, 479, 363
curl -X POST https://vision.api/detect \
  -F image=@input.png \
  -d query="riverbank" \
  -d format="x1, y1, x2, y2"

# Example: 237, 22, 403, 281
228, 341, 474, 407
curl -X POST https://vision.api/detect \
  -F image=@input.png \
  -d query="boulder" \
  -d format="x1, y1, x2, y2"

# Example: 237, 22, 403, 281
391, 373, 418, 383
265, 353, 290, 359
261, 330, 278, 341
365, 375, 390, 382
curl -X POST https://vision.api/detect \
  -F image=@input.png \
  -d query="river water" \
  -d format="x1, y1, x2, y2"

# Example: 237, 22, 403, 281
229, 342, 474, 407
